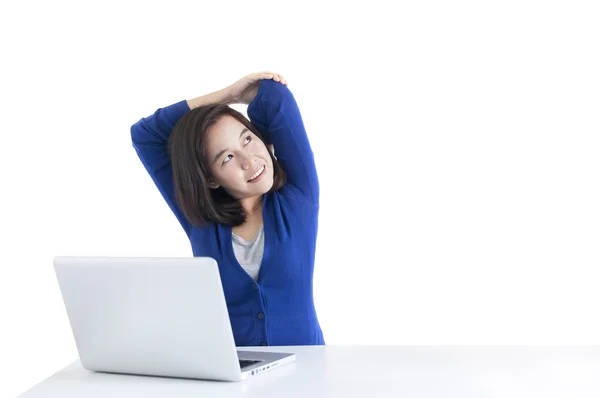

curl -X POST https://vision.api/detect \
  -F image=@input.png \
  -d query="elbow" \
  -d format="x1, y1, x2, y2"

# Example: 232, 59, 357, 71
262, 78, 294, 100
130, 119, 144, 146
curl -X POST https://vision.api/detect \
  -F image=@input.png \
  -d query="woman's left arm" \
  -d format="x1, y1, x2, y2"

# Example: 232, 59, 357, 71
247, 79, 319, 206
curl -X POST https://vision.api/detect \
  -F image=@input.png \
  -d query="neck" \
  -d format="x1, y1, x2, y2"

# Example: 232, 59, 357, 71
240, 194, 263, 215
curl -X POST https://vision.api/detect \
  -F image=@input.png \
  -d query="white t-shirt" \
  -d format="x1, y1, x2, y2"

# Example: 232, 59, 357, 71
231, 224, 264, 281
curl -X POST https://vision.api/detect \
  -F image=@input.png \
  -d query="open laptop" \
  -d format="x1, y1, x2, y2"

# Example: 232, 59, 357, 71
53, 256, 296, 382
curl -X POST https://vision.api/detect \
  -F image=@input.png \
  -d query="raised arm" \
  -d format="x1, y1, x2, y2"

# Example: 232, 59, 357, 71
247, 80, 319, 206
130, 89, 233, 236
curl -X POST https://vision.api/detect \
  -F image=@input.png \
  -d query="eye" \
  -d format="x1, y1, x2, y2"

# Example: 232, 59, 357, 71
222, 136, 251, 165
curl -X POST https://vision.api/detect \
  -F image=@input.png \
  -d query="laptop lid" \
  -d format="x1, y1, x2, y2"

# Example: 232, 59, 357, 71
53, 256, 243, 380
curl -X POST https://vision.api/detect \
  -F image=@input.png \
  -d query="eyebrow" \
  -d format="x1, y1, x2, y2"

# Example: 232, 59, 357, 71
213, 128, 249, 164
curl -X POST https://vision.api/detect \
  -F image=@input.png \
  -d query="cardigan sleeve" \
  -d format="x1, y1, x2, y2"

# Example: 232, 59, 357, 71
247, 79, 319, 206
130, 99, 193, 236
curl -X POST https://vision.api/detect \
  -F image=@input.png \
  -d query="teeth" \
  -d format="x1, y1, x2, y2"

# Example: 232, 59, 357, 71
249, 166, 265, 181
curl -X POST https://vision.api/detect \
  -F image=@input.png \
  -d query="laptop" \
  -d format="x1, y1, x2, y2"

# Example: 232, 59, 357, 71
53, 256, 296, 382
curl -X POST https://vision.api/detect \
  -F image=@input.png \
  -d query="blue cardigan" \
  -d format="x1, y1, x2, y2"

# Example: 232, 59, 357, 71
130, 80, 325, 346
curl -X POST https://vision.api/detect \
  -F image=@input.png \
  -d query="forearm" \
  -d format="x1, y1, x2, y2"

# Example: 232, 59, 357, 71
132, 87, 234, 148
186, 88, 235, 110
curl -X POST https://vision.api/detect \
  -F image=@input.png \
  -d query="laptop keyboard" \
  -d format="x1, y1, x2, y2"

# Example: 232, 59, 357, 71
239, 359, 261, 369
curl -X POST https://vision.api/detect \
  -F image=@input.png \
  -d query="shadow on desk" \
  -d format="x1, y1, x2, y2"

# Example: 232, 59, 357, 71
38, 359, 299, 394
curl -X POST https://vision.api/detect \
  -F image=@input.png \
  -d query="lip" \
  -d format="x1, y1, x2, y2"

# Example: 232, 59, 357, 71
247, 165, 266, 182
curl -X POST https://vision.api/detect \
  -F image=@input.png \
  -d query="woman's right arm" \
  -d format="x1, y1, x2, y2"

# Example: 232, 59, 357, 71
130, 89, 234, 236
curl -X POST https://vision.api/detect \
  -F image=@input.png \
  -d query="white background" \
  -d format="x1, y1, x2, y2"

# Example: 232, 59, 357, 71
1, 0, 599, 396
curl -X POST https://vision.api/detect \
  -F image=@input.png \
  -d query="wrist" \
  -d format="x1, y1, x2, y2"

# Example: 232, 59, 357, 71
186, 88, 235, 110
217, 87, 236, 105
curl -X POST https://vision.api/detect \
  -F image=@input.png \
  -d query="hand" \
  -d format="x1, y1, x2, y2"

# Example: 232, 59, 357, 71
227, 71, 288, 105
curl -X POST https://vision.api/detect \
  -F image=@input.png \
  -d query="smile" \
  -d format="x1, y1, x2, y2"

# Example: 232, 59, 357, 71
247, 165, 266, 182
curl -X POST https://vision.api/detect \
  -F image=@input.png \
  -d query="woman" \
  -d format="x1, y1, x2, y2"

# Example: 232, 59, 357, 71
130, 72, 324, 346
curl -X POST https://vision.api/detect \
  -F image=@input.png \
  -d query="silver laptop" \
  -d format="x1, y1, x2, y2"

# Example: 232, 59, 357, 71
53, 256, 296, 382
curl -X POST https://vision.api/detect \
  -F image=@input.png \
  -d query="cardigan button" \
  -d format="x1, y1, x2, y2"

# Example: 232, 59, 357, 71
252, 284, 259, 290
257, 312, 265, 320
260, 341, 268, 346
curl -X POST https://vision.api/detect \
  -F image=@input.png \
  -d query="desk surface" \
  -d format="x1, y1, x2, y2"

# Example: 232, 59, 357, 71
19, 345, 600, 397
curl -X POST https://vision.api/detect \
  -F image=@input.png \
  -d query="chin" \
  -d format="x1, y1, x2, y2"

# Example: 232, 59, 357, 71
264, 179, 274, 192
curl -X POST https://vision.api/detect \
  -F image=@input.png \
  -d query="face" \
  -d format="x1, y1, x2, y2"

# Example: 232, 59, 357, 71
204, 115, 274, 200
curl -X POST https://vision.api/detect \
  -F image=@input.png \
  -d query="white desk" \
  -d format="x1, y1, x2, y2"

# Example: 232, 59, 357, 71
19, 345, 600, 397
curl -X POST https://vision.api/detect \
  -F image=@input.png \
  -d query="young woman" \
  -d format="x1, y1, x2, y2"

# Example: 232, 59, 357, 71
130, 72, 324, 346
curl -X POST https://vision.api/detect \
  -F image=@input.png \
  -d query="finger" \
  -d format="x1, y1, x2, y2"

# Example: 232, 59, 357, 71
252, 72, 272, 82
259, 71, 286, 85
275, 73, 287, 85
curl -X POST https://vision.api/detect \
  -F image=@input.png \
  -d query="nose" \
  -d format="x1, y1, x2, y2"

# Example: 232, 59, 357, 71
239, 153, 254, 170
